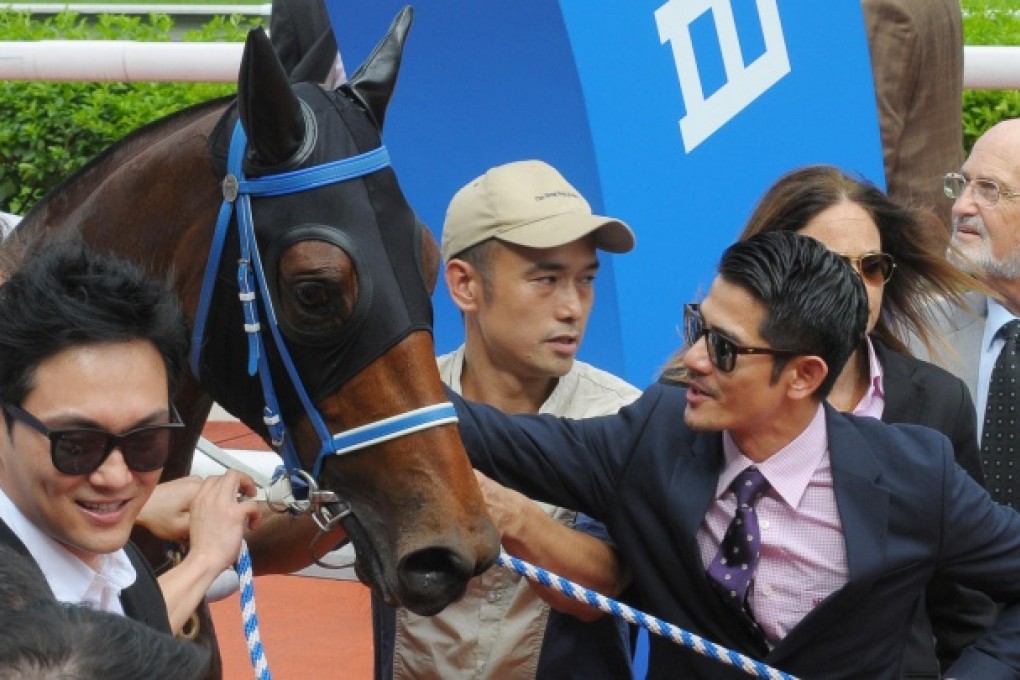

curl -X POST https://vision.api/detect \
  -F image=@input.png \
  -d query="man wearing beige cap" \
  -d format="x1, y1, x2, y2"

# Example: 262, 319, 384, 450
373, 160, 639, 679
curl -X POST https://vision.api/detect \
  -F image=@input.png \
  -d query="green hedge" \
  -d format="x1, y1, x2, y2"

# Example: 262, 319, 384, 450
0, 10, 257, 213
962, 0, 1020, 153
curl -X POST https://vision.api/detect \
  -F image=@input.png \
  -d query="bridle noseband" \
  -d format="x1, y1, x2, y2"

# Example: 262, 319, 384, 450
191, 119, 457, 535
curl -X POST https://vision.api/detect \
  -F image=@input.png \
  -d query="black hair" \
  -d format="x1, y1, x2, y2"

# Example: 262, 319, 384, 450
0, 238, 188, 408
448, 238, 499, 299
0, 603, 211, 679
719, 231, 868, 397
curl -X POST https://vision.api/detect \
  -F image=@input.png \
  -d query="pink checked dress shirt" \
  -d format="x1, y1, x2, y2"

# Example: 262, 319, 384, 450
696, 405, 849, 645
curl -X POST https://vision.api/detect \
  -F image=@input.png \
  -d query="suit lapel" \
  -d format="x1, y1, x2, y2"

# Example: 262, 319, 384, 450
942, 294, 986, 401
874, 340, 923, 424
120, 542, 172, 634
770, 408, 890, 663
0, 517, 31, 558
0, 518, 55, 598
668, 431, 766, 653
0, 517, 171, 633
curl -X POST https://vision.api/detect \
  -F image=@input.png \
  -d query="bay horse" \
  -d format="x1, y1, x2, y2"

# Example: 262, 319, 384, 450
8, 3, 499, 654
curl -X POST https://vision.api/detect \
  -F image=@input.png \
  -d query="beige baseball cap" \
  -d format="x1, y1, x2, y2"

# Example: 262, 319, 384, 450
441, 160, 635, 262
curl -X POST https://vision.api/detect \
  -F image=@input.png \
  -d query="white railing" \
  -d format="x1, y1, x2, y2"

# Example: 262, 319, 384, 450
963, 46, 1020, 89
3, 3, 270, 16
0, 40, 243, 81
0, 41, 1017, 87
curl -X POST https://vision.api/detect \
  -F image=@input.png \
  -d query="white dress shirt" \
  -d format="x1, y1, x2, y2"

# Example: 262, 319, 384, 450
0, 485, 136, 615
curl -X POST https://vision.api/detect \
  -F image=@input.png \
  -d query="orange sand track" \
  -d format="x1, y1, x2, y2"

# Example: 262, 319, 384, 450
210, 575, 373, 679
203, 422, 374, 680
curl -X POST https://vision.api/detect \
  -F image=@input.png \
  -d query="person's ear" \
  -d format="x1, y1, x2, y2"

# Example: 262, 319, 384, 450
785, 355, 829, 401
444, 259, 481, 313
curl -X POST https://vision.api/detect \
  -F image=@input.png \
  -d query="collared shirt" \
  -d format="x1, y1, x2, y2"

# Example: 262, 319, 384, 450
976, 298, 1020, 441
696, 405, 849, 645
851, 335, 886, 419
390, 346, 641, 680
0, 485, 136, 615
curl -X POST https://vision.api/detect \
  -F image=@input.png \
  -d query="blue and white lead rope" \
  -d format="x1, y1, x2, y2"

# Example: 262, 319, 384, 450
235, 540, 271, 680
496, 550, 797, 680
229, 542, 794, 680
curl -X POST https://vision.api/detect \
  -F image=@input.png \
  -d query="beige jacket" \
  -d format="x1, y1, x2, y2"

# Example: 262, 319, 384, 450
391, 347, 640, 680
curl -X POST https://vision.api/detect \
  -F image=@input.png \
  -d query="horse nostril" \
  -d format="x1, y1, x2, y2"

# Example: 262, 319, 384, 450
397, 548, 474, 616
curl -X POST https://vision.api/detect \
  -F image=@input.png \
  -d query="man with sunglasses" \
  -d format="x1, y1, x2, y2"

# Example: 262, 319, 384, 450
927, 120, 1020, 511
450, 231, 1020, 678
0, 240, 260, 636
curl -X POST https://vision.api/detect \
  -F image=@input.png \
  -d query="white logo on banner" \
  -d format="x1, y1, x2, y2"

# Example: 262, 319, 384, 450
655, 0, 790, 152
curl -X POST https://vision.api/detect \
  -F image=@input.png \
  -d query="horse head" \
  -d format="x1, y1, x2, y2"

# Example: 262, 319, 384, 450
192, 8, 499, 614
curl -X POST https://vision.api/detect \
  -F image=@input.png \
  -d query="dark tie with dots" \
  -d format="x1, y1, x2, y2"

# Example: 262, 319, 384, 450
707, 466, 770, 619
983, 319, 1020, 508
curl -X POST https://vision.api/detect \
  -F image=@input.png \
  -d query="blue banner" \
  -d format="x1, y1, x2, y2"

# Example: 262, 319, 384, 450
327, 0, 884, 389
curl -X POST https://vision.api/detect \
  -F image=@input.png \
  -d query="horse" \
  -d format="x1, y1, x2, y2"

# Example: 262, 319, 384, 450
8, 4, 499, 658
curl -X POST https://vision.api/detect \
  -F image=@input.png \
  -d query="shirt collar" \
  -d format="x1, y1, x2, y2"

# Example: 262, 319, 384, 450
0, 484, 135, 609
851, 336, 885, 418
984, 298, 1019, 351
720, 404, 828, 509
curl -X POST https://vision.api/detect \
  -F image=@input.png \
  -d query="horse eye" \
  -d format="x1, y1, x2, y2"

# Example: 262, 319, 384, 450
292, 281, 331, 311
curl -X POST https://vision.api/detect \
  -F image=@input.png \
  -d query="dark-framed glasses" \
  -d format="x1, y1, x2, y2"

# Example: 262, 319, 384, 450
943, 172, 1020, 208
683, 303, 800, 373
2, 402, 184, 475
840, 252, 896, 285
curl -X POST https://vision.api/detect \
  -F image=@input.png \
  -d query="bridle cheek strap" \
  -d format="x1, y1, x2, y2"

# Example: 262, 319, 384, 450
191, 120, 457, 487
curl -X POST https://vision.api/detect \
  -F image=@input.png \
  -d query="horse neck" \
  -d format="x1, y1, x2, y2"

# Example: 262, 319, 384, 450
12, 106, 233, 341
21, 102, 230, 262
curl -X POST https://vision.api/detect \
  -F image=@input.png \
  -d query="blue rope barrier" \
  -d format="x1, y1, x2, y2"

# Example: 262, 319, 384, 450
496, 550, 797, 680
235, 540, 271, 680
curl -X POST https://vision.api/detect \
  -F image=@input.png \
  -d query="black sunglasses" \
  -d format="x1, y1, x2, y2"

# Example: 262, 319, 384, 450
3, 403, 184, 475
683, 303, 800, 373
840, 252, 895, 285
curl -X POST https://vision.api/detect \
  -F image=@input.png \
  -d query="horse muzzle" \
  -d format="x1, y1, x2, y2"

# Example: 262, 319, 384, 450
341, 509, 497, 615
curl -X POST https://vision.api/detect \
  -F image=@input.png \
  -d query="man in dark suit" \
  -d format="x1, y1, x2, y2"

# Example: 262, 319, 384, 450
453, 231, 1020, 678
0, 241, 259, 635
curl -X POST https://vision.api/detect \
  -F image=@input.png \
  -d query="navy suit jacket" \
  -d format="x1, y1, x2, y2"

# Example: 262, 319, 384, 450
877, 341, 996, 676
877, 339, 982, 484
454, 384, 1020, 679
0, 517, 171, 634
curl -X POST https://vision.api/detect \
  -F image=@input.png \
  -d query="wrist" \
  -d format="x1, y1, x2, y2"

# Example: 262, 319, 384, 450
497, 500, 539, 551
179, 548, 232, 585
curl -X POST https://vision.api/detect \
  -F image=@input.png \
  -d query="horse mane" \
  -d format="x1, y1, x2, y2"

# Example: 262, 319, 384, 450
24, 95, 234, 222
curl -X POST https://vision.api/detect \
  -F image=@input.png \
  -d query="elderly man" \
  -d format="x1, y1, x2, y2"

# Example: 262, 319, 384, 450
936, 119, 1020, 508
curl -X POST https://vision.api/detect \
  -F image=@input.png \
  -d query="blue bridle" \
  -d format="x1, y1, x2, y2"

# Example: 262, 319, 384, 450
190, 120, 457, 486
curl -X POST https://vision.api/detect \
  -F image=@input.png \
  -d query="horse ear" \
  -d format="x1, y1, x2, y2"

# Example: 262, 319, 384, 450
238, 26, 305, 167
340, 6, 413, 131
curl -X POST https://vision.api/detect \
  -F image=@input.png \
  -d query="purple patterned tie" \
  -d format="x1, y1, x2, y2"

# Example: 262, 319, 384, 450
983, 319, 1020, 508
707, 466, 770, 616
